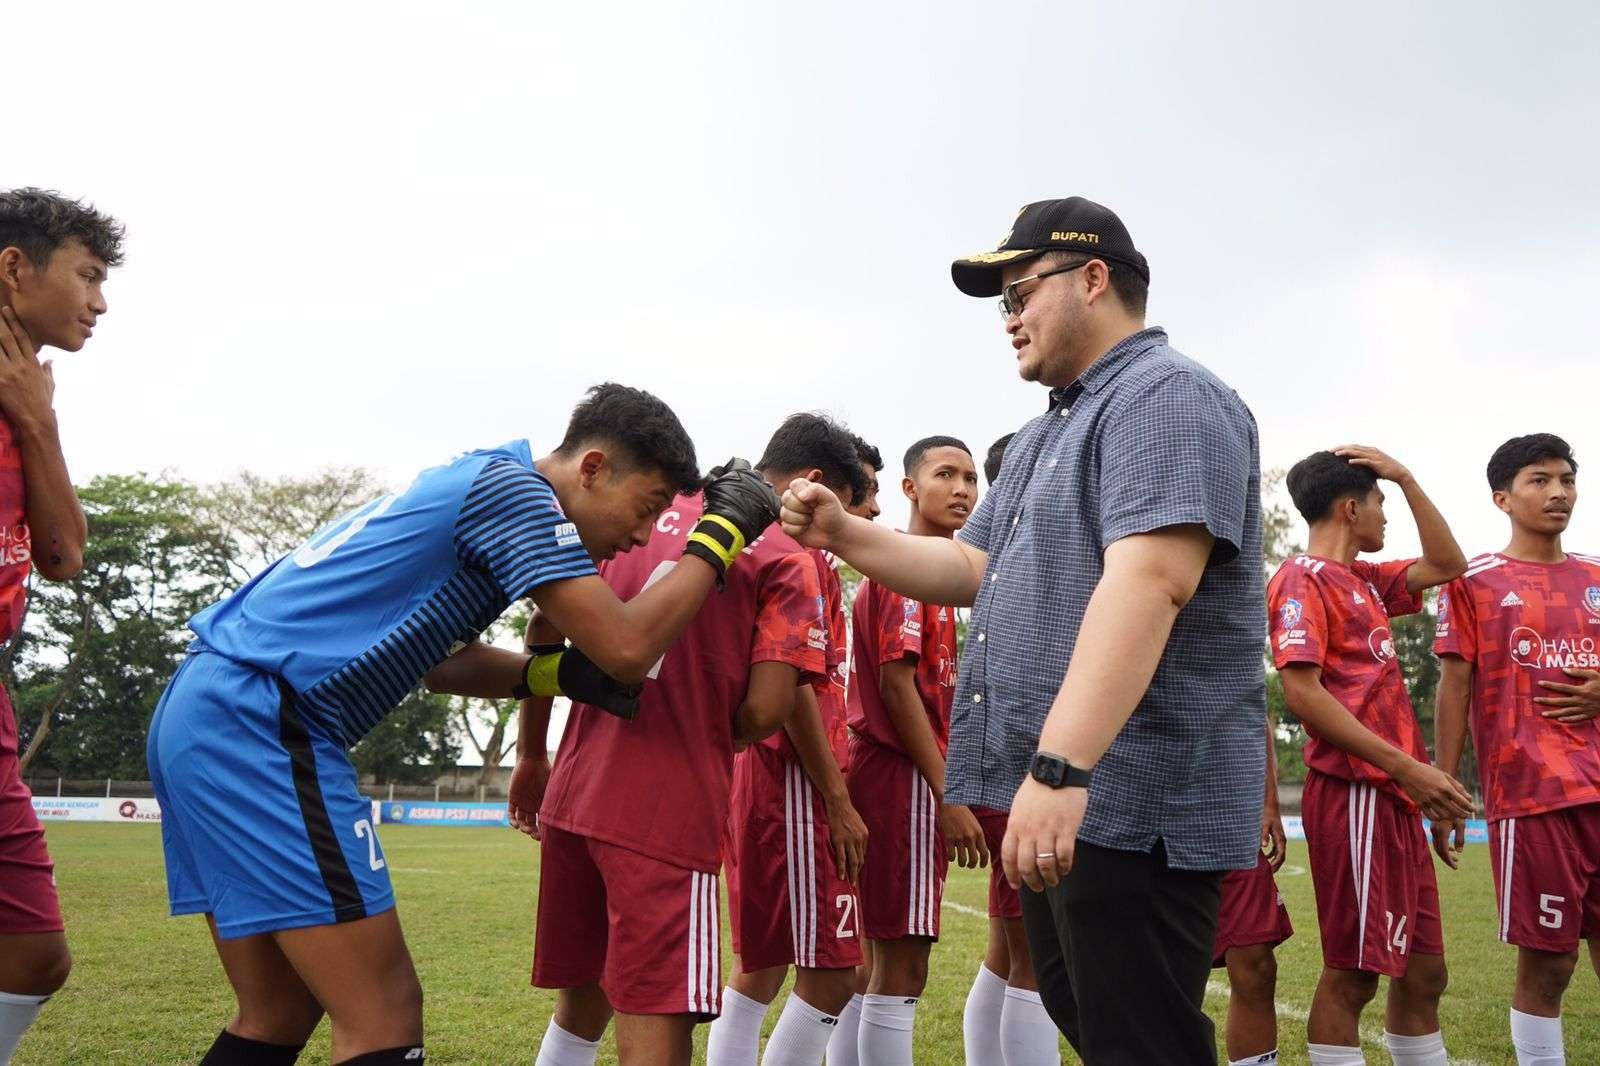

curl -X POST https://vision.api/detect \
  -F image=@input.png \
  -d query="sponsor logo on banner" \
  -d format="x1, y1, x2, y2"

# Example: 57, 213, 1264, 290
382, 801, 509, 827
30, 797, 162, 823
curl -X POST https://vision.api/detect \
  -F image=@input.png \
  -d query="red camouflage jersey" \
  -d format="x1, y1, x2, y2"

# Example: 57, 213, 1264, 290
540, 492, 826, 874
752, 549, 845, 763
1268, 555, 1429, 809
846, 577, 958, 757
1434, 551, 1600, 820
0, 413, 31, 644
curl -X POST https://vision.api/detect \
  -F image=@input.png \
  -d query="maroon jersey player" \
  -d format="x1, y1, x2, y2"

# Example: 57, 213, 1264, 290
0, 189, 120, 1066
1433, 434, 1600, 1066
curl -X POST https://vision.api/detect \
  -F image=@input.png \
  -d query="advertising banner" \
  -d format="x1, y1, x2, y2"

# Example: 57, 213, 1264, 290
30, 797, 163, 823
380, 801, 508, 827
1281, 814, 1488, 844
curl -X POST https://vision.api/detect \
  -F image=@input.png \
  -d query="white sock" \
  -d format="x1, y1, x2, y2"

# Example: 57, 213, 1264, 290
857, 994, 916, 1066
761, 992, 840, 1066
825, 994, 862, 1066
707, 987, 772, 1066
999, 986, 1059, 1066
1229, 1053, 1278, 1065
1307, 1044, 1365, 1066
0, 991, 50, 1066
962, 965, 1006, 1065
1385, 1029, 1446, 1066
534, 1017, 600, 1066
1510, 1008, 1565, 1066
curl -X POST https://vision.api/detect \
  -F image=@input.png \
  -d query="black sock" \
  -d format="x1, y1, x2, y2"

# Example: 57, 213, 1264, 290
199, 1029, 305, 1065
333, 1047, 424, 1066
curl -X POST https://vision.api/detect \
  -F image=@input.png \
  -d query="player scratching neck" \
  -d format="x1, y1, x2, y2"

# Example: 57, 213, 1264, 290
1493, 453, 1575, 566
901, 438, 978, 540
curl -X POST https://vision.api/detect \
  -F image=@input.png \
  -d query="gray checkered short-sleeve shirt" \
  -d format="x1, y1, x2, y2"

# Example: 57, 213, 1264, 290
951, 327, 1265, 871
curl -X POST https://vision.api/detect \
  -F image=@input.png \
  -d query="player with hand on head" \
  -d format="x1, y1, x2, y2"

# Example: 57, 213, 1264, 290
838, 436, 980, 1066
1432, 434, 1600, 1066
0, 188, 121, 1066
1268, 446, 1470, 1066
527, 413, 859, 1066
147, 384, 774, 1066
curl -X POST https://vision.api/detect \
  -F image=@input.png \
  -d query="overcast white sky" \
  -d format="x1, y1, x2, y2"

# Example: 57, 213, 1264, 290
9, 2, 1599, 750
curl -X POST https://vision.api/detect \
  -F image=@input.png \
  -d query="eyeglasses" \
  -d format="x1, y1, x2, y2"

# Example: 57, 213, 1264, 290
997, 261, 1091, 320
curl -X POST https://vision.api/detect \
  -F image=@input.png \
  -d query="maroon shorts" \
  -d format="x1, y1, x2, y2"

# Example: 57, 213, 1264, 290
847, 735, 946, 940
1303, 771, 1442, 977
532, 825, 722, 1017
725, 745, 863, 972
0, 687, 62, 935
1212, 850, 1293, 966
973, 806, 1021, 920
1490, 804, 1600, 953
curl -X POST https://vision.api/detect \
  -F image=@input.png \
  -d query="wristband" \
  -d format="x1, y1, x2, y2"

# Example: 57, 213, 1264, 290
513, 650, 565, 700
684, 513, 748, 573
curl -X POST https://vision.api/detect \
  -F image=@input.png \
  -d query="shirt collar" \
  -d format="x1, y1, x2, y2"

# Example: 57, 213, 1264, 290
1046, 327, 1167, 410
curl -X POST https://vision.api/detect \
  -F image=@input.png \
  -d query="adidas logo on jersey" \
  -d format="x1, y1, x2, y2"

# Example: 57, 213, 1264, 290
1501, 590, 1526, 607
1353, 591, 1366, 605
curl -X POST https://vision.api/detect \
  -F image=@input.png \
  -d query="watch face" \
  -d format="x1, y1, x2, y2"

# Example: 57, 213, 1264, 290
1033, 754, 1063, 786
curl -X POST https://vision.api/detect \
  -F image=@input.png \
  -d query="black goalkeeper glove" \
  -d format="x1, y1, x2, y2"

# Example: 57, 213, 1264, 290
683, 458, 781, 582
515, 643, 643, 721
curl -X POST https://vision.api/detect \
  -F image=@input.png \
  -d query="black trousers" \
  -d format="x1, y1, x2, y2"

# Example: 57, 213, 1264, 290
1019, 839, 1224, 1066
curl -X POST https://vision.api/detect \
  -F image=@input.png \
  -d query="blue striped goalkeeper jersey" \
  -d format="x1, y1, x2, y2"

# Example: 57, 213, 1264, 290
187, 440, 596, 745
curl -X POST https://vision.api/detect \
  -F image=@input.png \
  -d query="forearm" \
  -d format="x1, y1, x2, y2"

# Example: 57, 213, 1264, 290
783, 685, 849, 803
832, 518, 985, 607
881, 669, 947, 796
1284, 679, 1414, 776
423, 643, 525, 698
534, 560, 718, 683
17, 416, 87, 579
1434, 664, 1472, 778
1400, 476, 1467, 588
516, 695, 554, 762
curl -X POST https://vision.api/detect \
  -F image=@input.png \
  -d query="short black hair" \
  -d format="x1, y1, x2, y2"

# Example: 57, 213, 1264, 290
556, 383, 700, 494
1286, 451, 1379, 523
850, 434, 883, 473
1042, 250, 1147, 318
904, 435, 973, 477
758, 413, 865, 500
0, 188, 125, 269
1487, 433, 1577, 492
984, 433, 1015, 484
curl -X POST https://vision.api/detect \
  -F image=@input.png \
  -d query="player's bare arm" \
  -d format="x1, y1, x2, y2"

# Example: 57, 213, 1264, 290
507, 611, 563, 839
1004, 526, 1212, 892
784, 684, 868, 883
1262, 710, 1287, 872
731, 660, 802, 744
879, 656, 986, 869
0, 306, 87, 580
780, 478, 986, 607
1334, 445, 1467, 593
1282, 663, 1474, 822
1430, 655, 1474, 867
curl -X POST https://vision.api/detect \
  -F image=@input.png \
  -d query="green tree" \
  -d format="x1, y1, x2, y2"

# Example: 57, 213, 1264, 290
452, 610, 528, 788
195, 467, 389, 585
349, 686, 460, 785
9, 474, 229, 776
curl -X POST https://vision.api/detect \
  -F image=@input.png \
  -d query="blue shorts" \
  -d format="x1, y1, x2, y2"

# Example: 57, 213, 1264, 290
147, 649, 395, 939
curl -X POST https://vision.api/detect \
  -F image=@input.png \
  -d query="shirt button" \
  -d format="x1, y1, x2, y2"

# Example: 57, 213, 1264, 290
1011, 515, 1019, 527
977, 632, 986, 642
990, 573, 998, 583
973, 694, 983, 703
1058, 408, 1069, 418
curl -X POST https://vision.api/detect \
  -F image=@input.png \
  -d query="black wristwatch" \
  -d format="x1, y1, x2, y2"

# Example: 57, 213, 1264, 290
1029, 751, 1093, 790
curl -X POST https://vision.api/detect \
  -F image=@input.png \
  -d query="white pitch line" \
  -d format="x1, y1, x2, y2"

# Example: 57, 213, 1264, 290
941, 898, 1487, 1066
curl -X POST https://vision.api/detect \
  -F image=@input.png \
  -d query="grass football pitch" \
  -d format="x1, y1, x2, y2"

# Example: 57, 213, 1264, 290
15, 824, 1598, 1064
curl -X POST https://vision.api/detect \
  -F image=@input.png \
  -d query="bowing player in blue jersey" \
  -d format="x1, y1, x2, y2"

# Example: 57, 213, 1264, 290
146, 384, 780, 1066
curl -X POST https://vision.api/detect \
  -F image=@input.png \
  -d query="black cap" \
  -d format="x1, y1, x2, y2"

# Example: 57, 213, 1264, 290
951, 197, 1149, 297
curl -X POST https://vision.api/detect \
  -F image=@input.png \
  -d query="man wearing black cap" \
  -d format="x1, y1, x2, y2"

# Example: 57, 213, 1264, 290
780, 197, 1266, 1064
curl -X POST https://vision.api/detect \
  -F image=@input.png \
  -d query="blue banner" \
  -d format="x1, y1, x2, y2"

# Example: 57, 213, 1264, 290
381, 801, 508, 827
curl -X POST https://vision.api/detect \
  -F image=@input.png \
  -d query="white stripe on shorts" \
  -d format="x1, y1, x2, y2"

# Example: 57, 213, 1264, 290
1499, 818, 1516, 943
1347, 782, 1376, 969
686, 870, 720, 1013
907, 768, 936, 936
787, 762, 819, 968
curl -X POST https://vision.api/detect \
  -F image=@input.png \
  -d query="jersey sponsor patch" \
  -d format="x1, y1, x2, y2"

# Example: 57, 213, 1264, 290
1585, 586, 1600, 619
554, 521, 581, 548
1280, 598, 1304, 630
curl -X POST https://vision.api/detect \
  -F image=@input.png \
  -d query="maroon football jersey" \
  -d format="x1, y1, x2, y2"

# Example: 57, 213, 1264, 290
1435, 552, 1600, 820
541, 492, 826, 873
0, 413, 32, 645
846, 577, 958, 757
754, 550, 846, 763
1269, 555, 1429, 810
